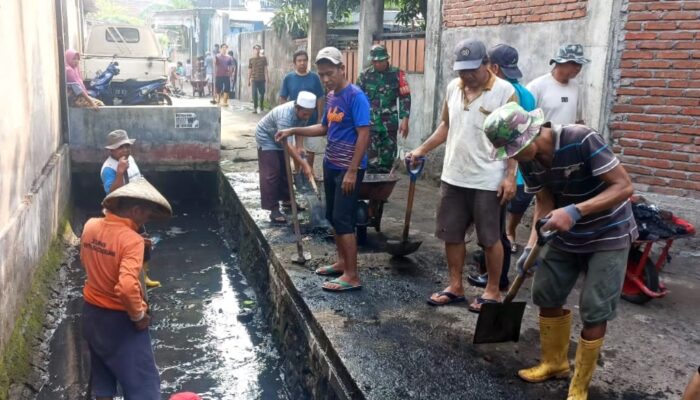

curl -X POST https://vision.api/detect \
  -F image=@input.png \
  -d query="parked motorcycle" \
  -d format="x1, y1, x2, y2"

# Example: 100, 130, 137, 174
87, 61, 172, 106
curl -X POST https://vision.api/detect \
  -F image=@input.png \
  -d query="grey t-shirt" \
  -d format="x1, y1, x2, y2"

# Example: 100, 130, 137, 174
255, 101, 306, 151
520, 124, 638, 253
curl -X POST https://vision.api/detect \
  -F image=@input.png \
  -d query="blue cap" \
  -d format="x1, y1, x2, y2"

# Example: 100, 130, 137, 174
488, 44, 523, 80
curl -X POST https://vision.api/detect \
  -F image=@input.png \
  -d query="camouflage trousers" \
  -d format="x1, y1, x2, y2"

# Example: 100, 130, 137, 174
368, 126, 398, 173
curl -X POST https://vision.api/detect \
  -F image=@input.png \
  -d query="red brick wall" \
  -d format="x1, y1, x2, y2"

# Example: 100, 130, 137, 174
611, 1, 700, 198
443, 0, 588, 28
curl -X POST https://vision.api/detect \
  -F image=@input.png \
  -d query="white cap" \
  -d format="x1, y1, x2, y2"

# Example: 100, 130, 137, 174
295, 91, 317, 109
315, 47, 343, 65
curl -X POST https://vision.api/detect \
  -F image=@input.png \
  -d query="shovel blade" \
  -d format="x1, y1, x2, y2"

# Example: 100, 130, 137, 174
385, 240, 422, 257
291, 251, 312, 264
473, 301, 527, 344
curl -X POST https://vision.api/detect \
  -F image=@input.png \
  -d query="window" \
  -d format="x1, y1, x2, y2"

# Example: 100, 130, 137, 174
105, 27, 140, 43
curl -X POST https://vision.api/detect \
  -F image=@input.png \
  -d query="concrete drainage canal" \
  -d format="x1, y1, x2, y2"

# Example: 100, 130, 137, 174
34, 171, 312, 399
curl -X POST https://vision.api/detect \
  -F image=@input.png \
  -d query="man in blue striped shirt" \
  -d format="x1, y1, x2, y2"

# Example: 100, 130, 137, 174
484, 102, 637, 400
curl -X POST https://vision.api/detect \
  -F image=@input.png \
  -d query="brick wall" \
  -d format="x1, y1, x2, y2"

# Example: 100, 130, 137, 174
610, 1, 700, 198
443, 0, 588, 28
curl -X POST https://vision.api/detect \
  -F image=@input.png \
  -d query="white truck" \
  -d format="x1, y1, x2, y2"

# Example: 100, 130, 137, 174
81, 24, 168, 82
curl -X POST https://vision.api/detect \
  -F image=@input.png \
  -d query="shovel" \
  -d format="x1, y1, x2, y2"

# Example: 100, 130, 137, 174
473, 219, 556, 344
385, 157, 425, 257
282, 144, 311, 264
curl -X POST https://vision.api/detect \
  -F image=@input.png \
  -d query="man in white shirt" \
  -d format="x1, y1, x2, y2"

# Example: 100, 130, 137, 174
407, 38, 517, 312
526, 44, 589, 125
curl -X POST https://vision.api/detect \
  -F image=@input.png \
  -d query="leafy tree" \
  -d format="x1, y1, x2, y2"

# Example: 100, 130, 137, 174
88, 0, 144, 25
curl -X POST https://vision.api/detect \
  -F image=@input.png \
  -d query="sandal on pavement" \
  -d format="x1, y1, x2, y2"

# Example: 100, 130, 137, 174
468, 296, 500, 313
426, 291, 466, 306
269, 210, 286, 224
315, 265, 343, 276
321, 278, 362, 292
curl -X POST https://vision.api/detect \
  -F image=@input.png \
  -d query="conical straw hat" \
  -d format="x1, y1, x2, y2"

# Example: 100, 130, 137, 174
102, 179, 172, 219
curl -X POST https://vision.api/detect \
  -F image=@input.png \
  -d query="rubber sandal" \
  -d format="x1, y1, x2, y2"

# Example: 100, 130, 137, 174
315, 265, 343, 276
322, 278, 362, 292
269, 210, 286, 224
468, 296, 500, 313
426, 291, 466, 306
510, 243, 519, 254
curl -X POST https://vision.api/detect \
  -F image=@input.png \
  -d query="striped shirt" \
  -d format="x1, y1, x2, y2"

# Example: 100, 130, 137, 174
248, 56, 267, 81
255, 101, 306, 151
520, 124, 638, 252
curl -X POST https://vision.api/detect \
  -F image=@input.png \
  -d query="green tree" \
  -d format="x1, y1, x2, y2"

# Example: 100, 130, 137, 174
88, 0, 144, 25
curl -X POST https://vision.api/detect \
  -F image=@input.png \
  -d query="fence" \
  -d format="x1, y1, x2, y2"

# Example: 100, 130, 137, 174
341, 36, 425, 83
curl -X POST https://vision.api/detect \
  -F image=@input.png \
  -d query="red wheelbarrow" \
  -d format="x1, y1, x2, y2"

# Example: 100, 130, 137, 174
622, 215, 695, 304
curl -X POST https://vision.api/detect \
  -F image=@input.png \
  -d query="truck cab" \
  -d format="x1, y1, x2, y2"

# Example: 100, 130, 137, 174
81, 24, 168, 82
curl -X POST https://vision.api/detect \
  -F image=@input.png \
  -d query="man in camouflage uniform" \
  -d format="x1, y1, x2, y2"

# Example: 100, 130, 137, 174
357, 45, 411, 173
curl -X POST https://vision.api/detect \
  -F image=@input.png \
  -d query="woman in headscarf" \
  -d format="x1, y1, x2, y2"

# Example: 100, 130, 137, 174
65, 49, 103, 109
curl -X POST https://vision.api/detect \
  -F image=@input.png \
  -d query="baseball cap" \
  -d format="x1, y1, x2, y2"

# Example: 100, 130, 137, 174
550, 43, 590, 65
369, 45, 390, 61
315, 47, 343, 65
295, 91, 317, 109
488, 44, 523, 80
253, 44, 261, 49
483, 102, 545, 160
453, 38, 487, 71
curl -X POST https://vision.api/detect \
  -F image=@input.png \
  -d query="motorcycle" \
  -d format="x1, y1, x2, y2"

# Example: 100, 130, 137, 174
87, 61, 172, 106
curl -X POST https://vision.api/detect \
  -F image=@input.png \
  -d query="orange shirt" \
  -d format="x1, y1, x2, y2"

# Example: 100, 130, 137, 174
80, 212, 147, 319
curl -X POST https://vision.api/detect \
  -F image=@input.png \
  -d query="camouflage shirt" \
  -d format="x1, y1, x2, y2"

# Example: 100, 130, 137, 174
357, 65, 411, 131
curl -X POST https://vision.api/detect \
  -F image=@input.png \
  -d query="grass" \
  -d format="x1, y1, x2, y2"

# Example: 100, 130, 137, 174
0, 211, 74, 400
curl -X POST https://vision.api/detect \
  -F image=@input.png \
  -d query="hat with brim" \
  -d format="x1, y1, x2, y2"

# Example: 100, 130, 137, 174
453, 59, 483, 71
500, 64, 523, 80
102, 179, 173, 220
105, 129, 135, 150
483, 102, 545, 161
369, 45, 390, 61
549, 43, 591, 65
549, 56, 590, 65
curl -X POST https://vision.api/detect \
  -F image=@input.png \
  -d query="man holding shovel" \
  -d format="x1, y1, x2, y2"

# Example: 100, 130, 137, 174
406, 38, 517, 311
483, 102, 637, 400
276, 47, 370, 292
255, 91, 317, 223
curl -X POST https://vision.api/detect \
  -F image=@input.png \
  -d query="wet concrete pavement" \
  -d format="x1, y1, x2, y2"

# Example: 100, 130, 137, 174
37, 203, 294, 399
218, 99, 700, 399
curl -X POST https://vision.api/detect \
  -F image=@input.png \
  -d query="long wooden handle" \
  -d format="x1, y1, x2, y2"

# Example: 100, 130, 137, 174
282, 145, 304, 258
503, 243, 543, 303
401, 180, 416, 241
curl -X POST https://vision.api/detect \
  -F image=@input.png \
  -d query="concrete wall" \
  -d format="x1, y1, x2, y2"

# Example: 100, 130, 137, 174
68, 106, 221, 172
0, 0, 71, 350
233, 31, 265, 104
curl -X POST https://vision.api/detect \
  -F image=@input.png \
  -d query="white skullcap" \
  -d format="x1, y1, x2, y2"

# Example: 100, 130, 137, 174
296, 91, 317, 109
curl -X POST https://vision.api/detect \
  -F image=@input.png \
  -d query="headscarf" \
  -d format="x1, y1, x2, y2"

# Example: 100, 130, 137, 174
64, 49, 87, 93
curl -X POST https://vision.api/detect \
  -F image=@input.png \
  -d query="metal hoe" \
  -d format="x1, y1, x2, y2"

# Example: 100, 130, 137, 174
282, 144, 311, 264
473, 219, 556, 344
385, 157, 425, 257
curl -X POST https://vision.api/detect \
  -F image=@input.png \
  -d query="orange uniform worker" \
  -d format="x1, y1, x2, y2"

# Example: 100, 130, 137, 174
80, 179, 172, 400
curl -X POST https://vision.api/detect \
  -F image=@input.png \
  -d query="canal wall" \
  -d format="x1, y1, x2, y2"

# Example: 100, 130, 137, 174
68, 106, 222, 173
218, 172, 361, 399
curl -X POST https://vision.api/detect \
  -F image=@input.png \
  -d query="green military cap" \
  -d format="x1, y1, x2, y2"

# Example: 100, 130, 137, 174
369, 45, 390, 61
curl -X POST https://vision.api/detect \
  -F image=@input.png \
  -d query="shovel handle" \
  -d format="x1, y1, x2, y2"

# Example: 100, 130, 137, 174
503, 219, 557, 303
405, 156, 425, 182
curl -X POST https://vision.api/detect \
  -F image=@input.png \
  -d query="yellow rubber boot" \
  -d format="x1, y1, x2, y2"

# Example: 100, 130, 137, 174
567, 337, 604, 400
221, 92, 229, 107
518, 310, 572, 383
143, 262, 161, 288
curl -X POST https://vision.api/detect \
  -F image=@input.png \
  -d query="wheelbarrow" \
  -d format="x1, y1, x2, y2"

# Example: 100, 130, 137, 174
191, 79, 207, 97
355, 173, 400, 245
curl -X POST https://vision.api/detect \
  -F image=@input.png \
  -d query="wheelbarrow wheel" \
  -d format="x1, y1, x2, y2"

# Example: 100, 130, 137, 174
621, 248, 660, 305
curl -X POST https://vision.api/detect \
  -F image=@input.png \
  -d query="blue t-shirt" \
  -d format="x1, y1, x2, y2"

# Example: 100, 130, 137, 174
279, 72, 325, 124
509, 80, 537, 185
322, 83, 370, 170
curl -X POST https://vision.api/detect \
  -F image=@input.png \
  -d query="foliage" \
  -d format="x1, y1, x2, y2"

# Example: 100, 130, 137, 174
88, 0, 144, 25
270, 0, 425, 39
168, 0, 195, 8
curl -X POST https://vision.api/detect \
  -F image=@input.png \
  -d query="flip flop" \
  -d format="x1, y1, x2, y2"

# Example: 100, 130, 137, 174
426, 291, 466, 306
468, 296, 501, 314
511, 243, 519, 254
315, 265, 343, 276
269, 210, 286, 224
322, 278, 362, 292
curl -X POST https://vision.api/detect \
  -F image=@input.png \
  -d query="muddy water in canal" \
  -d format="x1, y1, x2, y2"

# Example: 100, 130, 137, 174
37, 204, 294, 399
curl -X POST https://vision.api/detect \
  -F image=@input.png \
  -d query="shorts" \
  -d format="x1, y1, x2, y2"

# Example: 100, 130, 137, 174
435, 182, 503, 246
82, 302, 160, 399
303, 136, 327, 154
507, 185, 534, 215
215, 76, 231, 93
532, 244, 630, 325
323, 165, 365, 235
205, 73, 213, 82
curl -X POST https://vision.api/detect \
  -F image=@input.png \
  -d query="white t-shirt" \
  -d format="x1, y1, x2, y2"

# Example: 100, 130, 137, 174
526, 73, 580, 125
441, 76, 515, 191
